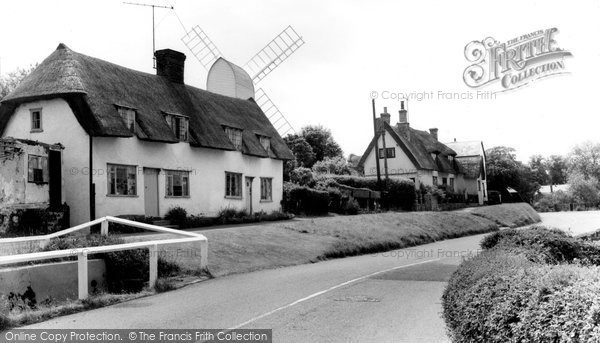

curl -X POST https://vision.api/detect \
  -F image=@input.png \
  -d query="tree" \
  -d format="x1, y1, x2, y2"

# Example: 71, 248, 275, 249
312, 156, 351, 175
528, 154, 549, 185
568, 171, 600, 205
283, 134, 315, 167
486, 146, 540, 203
0, 65, 37, 100
299, 125, 343, 165
546, 155, 568, 185
568, 141, 600, 181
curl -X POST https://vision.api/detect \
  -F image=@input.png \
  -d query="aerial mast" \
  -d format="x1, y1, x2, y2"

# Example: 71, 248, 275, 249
123, 1, 174, 68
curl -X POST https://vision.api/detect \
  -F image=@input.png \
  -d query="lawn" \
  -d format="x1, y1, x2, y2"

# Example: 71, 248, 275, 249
125, 203, 541, 277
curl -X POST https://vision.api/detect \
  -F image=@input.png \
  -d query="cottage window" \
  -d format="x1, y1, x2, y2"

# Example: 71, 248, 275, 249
260, 177, 273, 201
117, 107, 136, 132
108, 164, 137, 196
442, 177, 447, 185
30, 109, 42, 132
378, 148, 395, 159
166, 170, 189, 197
225, 172, 242, 198
224, 127, 243, 151
28, 155, 48, 183
259, 136, 271, 153
433, 176, 438, 186
165, 114, 189, 141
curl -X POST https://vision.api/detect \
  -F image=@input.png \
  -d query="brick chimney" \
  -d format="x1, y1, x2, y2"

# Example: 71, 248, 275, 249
154, 49, 186, 84
429, 128, 438, 140
381, 107, 391, 125
397, 101, 410, 138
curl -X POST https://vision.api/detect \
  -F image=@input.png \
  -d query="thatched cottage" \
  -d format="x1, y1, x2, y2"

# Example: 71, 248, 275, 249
358, 104, 487, 204
0, 44, 293, 225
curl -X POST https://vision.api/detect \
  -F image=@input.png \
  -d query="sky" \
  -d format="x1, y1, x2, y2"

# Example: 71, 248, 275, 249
1, 0, 599, 162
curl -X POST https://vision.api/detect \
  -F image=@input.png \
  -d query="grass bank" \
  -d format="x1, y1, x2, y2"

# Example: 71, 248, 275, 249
133, 203, 540, 276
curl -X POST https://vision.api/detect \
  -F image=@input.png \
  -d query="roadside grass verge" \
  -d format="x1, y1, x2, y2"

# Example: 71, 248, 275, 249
125, 203, 540, 277
468, 203, 541, 227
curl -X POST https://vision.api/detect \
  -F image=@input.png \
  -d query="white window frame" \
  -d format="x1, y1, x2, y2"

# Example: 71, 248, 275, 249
260, 177, 273, 202
225, 172, 242, 198
30, 108, 42, 132
27, 155, 48, 183
166, 170, 190, 198
107, 164, 137, 196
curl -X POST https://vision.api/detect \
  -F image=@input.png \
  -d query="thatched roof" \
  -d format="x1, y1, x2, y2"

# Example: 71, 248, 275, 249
445, 140, 484, 157
358, 119, 459, 174
0, 44, 293, 160
456, 155, 484, 179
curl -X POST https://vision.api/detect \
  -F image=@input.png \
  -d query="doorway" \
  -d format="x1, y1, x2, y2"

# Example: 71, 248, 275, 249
48, 149, 62, 209
245, 176, 254, 214
144, 168, 160, 217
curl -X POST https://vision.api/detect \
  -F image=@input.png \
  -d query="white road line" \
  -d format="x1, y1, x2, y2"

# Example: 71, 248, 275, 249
229, 257, 443, 330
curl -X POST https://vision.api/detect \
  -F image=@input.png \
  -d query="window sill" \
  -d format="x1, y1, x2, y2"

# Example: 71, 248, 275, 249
260, 200, 273, 203
28, 181, 48, 185
30, 129, 43, 133
165, 196, 191, 199
106, 194, 139, 198
224, 196, 243, 200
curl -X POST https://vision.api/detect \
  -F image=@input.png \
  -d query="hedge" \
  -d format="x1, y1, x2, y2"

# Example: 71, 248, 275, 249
442, 227, 600, 342
282, 182, 330, 215
316, 175, 416, 211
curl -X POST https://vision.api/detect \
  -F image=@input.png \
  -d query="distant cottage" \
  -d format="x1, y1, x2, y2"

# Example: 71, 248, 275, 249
358, 103, 487, 204
0, 44, 293, 225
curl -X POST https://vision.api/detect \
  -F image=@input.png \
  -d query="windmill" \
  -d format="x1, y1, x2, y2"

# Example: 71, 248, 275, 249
181, 25, 304, 137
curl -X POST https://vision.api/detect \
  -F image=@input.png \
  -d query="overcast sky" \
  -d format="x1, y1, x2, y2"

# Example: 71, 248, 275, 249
1, 0, 598, 161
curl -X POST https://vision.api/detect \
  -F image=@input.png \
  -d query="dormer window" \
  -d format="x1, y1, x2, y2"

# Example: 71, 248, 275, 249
117, 106, 136, 132
164, 113, 189, 141
259, 135, 271, 153
224, 126, 243, 151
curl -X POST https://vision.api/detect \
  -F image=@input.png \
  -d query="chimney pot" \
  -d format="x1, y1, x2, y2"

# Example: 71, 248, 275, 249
429, 128, 438, 140
154, 49, 186, 84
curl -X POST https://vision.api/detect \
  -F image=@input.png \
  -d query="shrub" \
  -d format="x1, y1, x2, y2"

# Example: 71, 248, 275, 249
289, 167, 315, 186
282, 182, 329, 215
108, 215, 155, 234
42, 235, 180, 293
343, 197, 360, 215
443, 227, 600, 342
316, 175, 416, 211
480, 227, 600, 265
165, 207, 188, 226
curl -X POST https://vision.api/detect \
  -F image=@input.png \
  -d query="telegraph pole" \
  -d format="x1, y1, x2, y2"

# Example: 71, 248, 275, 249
372, 99, 382, 188
123, 2, 174, 68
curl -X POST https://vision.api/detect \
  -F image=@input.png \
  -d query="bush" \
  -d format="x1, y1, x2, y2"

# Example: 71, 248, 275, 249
316, 175, 416, 211
480, 227, 600, 264
343, 197, 360, 215
108, 215, 155, 234
289, 167, 315, 186
282, 182, 329, 215
443, 227, 600, 342
165, 207, 188, 226
42, 235, 180, 293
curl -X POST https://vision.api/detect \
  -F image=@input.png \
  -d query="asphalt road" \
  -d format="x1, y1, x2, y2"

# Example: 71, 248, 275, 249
24, 233, 486, 342
538, 210, 600, 236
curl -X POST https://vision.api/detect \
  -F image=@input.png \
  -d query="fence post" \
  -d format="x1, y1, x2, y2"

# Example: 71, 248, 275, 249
78, 250, 89, 300
199, 239, 208, 272
149, 244, 158, 289
100, 219, 109, 236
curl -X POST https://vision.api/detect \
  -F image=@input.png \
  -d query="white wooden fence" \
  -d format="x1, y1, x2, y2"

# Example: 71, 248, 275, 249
0, 216, 208, 299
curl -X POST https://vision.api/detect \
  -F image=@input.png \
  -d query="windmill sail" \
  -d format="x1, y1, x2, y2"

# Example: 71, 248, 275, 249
181, 26, 222, 70
254, 88, 295, 137
243, 25, 304, 84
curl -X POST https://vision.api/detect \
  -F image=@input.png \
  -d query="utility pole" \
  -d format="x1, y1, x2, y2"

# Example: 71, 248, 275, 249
372, 99, 382, 188
381, 108, 389, 180
123, 2, 174, 68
